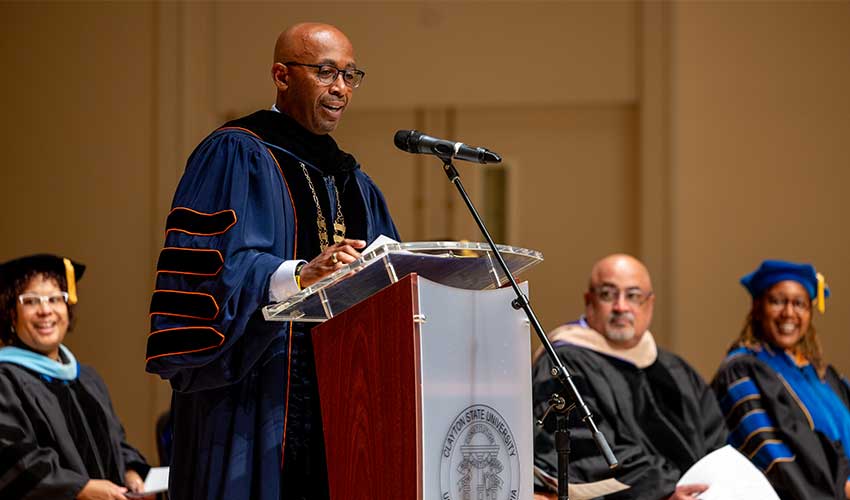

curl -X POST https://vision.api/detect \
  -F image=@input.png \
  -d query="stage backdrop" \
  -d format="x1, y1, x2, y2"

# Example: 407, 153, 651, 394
1, 1, 848, 461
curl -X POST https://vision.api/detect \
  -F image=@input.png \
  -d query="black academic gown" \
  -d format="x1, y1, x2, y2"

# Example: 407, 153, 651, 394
533, 337, 727, 499
0, 362, 149, 500
145, 110, 400, 500
712, 351, 850, 500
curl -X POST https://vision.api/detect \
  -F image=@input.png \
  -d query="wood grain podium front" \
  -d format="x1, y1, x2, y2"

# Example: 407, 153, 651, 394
312, 273, 533, 500
313, 273, 423, 500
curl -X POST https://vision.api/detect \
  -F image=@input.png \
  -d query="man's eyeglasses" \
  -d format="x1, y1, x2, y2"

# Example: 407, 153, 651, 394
765, 295, 810, 314
18, 292, 69, 309
283, 62, 365, 88
591, 286, 653, 306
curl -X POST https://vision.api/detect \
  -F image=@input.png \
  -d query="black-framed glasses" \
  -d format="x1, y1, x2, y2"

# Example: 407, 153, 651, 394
283, 62, 365, 88
591, 286, 653, 306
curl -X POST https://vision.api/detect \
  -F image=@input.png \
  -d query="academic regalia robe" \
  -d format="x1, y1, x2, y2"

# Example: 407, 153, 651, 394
532, 322, 727, 500
0, 350, 149, 500
145, 110, 399, 500
712, 345, 850, 500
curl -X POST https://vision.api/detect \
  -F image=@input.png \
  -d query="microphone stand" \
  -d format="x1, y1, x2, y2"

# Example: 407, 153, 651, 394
437, 157, 618, 499
537, 395, 572, 500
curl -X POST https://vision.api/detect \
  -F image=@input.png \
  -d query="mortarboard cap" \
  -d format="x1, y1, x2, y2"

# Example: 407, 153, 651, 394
0, 254, 86, 304
740, 259, 830, 313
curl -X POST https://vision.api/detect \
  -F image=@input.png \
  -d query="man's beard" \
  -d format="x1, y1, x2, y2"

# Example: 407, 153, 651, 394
604, 311, 636, 343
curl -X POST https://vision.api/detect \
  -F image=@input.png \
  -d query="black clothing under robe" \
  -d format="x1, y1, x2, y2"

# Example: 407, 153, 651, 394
533, 341, 727, 499
0, 362, 149, 500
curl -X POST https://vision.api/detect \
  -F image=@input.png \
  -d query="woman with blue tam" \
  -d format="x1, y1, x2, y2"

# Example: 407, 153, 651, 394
711, 259, 850, 500
0, 254, 152, 500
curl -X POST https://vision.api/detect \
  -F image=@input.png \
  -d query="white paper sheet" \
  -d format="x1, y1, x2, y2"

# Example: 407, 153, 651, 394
569, 478, 630, 500
534, 465, 629, 500
677, 445, 779, 499
361, 234, 399, 255
125, 466, 169, 498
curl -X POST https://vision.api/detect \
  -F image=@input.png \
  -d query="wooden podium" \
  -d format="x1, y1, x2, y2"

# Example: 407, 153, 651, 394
263, 242, 541, 500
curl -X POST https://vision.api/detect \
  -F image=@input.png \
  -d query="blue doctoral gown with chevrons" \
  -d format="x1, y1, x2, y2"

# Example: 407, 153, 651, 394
712, 345, 850, 500
145, 110, 399, 500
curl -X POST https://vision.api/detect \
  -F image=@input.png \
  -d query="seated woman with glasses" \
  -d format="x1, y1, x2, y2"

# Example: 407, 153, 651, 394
711, 260, 850, 500
0, 254, 152, 500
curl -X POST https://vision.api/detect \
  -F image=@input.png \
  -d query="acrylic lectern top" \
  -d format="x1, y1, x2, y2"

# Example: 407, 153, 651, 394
262, 240, 543, 323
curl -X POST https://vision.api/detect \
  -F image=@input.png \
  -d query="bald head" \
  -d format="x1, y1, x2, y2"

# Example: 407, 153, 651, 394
589, 254, 653, 292
584, 254, 655, 347
274, 23, 353, 66
271, 23, 357, 135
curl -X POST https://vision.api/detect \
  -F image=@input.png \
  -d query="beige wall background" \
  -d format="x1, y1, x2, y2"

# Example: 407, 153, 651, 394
1, 1, 848, 462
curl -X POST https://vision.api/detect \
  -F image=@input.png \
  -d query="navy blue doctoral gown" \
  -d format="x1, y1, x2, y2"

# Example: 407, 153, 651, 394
145, 118, 399, 500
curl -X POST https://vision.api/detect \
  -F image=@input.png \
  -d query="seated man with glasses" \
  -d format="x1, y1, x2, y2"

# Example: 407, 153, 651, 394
144, 22, 399, 500
532, 254, 727, 500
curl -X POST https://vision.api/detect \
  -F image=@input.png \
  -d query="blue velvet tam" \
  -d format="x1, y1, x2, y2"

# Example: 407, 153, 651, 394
740, 259, 830, 301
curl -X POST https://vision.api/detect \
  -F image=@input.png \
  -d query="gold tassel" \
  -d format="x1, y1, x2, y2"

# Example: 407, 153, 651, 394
816, 272, 826, 314
63, 258, 78, 305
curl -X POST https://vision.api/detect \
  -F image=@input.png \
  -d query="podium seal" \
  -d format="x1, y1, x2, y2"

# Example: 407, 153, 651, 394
440, 404, 520, 500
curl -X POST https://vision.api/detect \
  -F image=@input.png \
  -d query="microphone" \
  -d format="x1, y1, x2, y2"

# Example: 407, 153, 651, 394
393, 130, 502, 164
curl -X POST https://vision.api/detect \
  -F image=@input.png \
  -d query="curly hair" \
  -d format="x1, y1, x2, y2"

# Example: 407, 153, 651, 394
0, 270, 75, 346
730, 302, 825, 377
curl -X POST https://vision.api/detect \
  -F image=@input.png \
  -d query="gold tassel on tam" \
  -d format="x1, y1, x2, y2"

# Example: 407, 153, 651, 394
63, 257, 78, 304
816, 272, 826, 314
